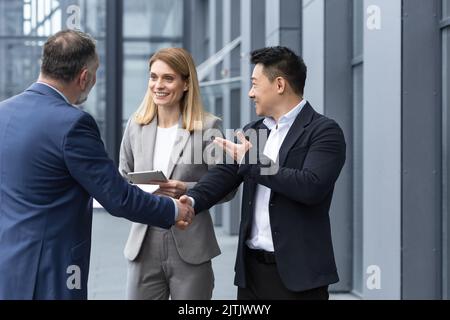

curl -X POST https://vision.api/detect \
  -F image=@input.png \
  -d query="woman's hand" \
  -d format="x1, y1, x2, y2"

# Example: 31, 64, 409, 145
152, 179, 187, 199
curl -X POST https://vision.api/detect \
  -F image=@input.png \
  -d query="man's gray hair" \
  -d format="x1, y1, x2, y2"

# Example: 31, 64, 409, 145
41, 29, 97, 83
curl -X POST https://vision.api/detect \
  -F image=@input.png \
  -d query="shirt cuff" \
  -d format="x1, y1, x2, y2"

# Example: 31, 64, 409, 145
188, 196, 195, 208
171, 198, 178, 221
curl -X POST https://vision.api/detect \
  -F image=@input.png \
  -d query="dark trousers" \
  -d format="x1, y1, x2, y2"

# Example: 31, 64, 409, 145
237, 248, 329, 300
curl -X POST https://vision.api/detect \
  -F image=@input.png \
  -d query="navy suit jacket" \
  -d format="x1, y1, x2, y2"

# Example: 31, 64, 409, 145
0, 83, 175, 300
187, 103, 346, 292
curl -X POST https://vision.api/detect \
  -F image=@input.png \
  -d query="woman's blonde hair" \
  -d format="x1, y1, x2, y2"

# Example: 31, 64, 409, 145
134, 48, 205, 132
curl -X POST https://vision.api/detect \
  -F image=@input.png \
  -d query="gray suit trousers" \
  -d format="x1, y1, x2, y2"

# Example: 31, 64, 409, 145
126, 226, 215, 300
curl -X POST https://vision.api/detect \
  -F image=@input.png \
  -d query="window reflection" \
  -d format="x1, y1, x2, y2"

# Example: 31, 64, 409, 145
0, 0, 183, 142
122, 0, 183, 127
0, 0, 107, 137
123, 0, 182, 38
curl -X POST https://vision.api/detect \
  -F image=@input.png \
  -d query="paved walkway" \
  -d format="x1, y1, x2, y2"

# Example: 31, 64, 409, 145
88, 210, 356, 300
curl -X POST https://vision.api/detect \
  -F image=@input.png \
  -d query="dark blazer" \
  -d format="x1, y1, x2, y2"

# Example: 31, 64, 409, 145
0, 83, 175, 300
187, 102, 346, 292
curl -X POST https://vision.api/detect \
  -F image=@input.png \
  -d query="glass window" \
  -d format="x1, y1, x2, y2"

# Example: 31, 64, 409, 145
0, 0, 184, 149
121, 0, 183, 127
0, 0, 107, 137
123, 0, 183, 38
444, 0, 450, 18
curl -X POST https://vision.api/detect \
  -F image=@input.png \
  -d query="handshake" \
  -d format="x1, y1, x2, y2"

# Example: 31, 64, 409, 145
174, 195, 194, 230
147, 180, 195, 230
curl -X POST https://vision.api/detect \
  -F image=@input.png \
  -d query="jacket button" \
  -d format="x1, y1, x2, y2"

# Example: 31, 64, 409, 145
249, 201, 252, 206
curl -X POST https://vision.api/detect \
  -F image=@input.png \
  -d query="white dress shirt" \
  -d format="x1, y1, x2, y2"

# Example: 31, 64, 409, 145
153, 124, 178, 177
246, 99, 307, 252
153, 124, 180, 221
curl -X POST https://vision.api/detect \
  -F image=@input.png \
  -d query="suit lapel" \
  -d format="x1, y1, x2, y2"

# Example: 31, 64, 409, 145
278, 102, 315, 167
142, 118, 158, 170
246, 121, 270, 204
166, 119, 190, 179
269, 103, 314, 203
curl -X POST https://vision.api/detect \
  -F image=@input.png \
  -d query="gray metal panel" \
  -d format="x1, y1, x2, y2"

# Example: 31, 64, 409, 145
212, 95, 224, 226
105, 0, 123, 164
183, 0, 208, 63
265, 0, 281, 45
402, 0, 442, 299
266, 0, 301, 54
352, 0, 365, 297
240, 0, 266, 125
302, 0, 324, 114
208, 0, 217, 78
222, 0, 241, 235
352, 65, 364, 295
363, 0, 402, 299
324, 0, 353, 293
230, 0, 241, 78
443, 17, 450, 300
222, 89, 241, 236
279, 0, 302, 54
214, 0, 224, 78
279, 30, 302, 54
182, 0, 192, 53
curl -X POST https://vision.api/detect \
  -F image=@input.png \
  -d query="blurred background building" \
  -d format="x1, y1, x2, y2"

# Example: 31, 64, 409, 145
1, 0, 450, 299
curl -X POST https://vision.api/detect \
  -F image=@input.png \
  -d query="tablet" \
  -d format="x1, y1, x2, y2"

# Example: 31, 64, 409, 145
127, 170, 168, 184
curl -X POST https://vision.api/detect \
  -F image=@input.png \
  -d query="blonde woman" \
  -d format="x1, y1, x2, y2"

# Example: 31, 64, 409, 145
120, 48, 235, 300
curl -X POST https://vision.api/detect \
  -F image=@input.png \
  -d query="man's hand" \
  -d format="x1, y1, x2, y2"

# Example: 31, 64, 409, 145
214, 131, 253, 162
152, 180, 187, 199
179, 195, 193, 206
174, 196, 195, 230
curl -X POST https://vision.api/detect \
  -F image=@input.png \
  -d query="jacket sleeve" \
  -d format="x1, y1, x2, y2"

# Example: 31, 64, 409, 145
238, 120, 346, 206
202, 118, 237, 204
186, 119, 246, 213
186, 164, 243, 213
63, 112, 175, 228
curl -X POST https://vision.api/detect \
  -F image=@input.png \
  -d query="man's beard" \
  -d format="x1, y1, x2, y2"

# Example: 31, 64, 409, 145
75, 86, 91, 106
75, 94, 88, 105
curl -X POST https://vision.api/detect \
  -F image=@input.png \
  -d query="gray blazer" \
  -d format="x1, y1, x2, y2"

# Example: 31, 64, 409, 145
120, 114, 233, 264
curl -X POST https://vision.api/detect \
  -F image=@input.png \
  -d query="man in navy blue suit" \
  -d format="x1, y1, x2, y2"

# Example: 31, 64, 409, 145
0, 30, 194, 300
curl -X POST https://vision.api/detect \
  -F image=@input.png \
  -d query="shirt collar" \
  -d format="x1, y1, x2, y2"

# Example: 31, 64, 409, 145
263, 99, 307, 130
36, 81, 77, 107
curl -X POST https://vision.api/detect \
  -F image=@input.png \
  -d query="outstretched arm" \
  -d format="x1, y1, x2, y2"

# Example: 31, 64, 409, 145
63, 112, 181, 228
186, 163, 243, 213
218, 121, 346, 206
